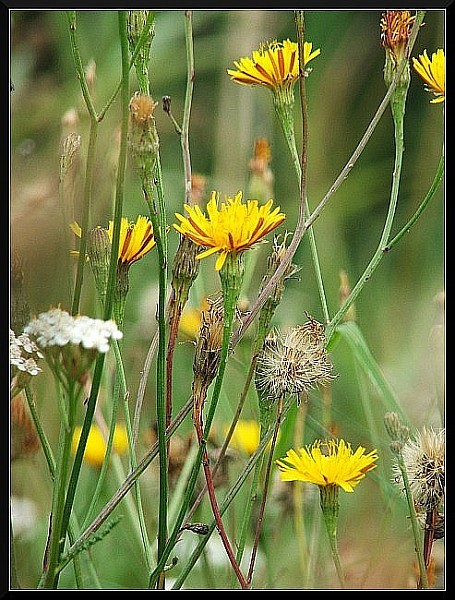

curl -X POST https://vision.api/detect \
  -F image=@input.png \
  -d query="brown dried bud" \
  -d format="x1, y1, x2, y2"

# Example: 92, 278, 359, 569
192, 294, 224, 387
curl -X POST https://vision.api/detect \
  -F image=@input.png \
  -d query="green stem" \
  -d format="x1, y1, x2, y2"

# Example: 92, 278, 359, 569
98, 11, 155, 122
325, 87, 407, 343
24, 386, 100, 587
142, 162, 169, 587
38, 382, 78, 589
66, 11, 98, 316
273, 88, 329, 324
63, 397, 193, 565
148, 253, 244, 589
51, 15, 132, 586
234, 409, 272, 573
385, 150, 444, 252
182, 11, 194, 205
395, 454, 429, 588
326, 528, 345, 589
320, 484, 345, 588
172, 397, 295, 589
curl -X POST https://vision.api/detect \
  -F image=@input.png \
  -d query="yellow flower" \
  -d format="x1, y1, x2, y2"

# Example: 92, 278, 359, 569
107, 215, 156, 266
412, 49, 445, 103
173, 191, 285, 271
276, 439, 378, 493
70, 215, 156, 267
179, 297, 210, 340
227, 38, 320, 91
71, 424, 129, 469
227, 420, 261, 456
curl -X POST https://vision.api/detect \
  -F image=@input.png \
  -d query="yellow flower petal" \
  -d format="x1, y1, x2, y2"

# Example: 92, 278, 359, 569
276, 439, 378, 492
227, 39, 320, 91
173, 190, 285, 271
413, 48, 445, 103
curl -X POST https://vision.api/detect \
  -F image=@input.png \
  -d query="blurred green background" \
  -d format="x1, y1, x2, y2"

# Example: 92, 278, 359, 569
10, 10, 444, 589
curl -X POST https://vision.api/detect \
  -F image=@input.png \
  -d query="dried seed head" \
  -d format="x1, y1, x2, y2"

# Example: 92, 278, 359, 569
394, 426, 445, 512
255, 315, 336, 405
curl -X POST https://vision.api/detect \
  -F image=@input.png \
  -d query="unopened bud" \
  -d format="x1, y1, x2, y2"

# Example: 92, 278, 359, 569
193, 295, 224, 387
87, 226, 112, 306
128, 93, 160, 171
60, 132, 82, 181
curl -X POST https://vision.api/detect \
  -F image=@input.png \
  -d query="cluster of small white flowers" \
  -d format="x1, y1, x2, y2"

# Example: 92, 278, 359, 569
10, 329, 43, 376
24, 308, 123, 354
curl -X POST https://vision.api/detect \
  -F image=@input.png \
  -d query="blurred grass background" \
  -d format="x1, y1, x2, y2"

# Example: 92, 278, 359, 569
10, 10, 444, 589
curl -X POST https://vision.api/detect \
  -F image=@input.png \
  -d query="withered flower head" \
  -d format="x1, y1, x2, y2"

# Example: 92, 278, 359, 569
192, 293, 225, 387
380, 10, 415, 65
255, 315, 336, 405
394, 426, 445, 512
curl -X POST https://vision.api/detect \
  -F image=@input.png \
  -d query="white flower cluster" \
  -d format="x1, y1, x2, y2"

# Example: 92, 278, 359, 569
24, 308, 123, 354
10, 329, 43, 376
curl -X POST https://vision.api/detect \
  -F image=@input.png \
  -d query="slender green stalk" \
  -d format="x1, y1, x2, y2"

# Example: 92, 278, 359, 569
23, 386, 100, 587
325, 527, 345, 588
394, 454, 429, 588
385, 150, 444, 252
246, 398, 283, 586
182, 11, 194, 205
38, 382, 79, 589
172, 397, 295, 589
234, 408, 272, 575
325, 96, 406, 342
142, 162, 169, 588
98, 11, 156, 122
48, 12, 131, 588
78, 346, 152, 571
232, 11, 425, 348
63, 397, 192, 564
66, 11, 99, 316
273, 11, 329, 324
149, 253, 245, 589
319, 484, 345, 588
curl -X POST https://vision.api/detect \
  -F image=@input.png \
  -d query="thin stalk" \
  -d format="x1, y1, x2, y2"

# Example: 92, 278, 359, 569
66, 11, 98, 316
172, 397, 295, 589
272, 12, 329, 323
142, 168, 169, 588
38, 382, 79, 589
182, 10, 194, 205
98, 11, 156, 122
233, 402, 271, 575
52, 12, 131, 588
326, 528, 345, 588
23, 386, 100, 587
63, 397, 193, 562
232, 10, 425, 347
395, 453, 429, 588
185, 356, 256, 524
385, 149, 444, 252
149, 254, 245, 589
325, 85, 406, 343
246, 397, 283, 586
